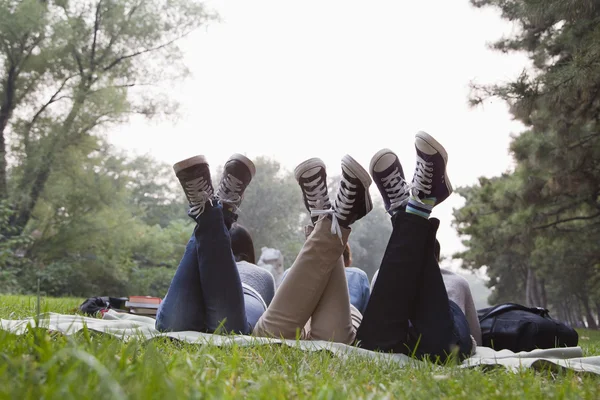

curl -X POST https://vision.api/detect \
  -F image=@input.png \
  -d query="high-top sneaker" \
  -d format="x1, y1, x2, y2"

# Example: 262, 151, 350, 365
294, 158, 331, 225
330, 155, 373, 235
215, 153, 256, 211
173, 155, 214, 219
407, 131, 453, 218
369, 148, 410, 214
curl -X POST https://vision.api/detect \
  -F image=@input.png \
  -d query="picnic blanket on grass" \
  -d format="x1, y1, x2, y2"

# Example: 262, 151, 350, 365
2, 311, 600, 375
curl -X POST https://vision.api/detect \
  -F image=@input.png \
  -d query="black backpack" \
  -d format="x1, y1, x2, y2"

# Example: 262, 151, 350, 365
478, 303, 579, 352
79, 296, 128, 316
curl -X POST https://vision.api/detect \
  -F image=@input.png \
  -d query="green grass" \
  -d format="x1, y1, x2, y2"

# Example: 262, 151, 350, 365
1, 295, 600, 399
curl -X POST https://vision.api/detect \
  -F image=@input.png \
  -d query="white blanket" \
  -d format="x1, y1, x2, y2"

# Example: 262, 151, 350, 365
2, 311, 599, 375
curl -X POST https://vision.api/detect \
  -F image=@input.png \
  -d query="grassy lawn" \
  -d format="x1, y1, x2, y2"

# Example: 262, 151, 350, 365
1, 295, 600, 399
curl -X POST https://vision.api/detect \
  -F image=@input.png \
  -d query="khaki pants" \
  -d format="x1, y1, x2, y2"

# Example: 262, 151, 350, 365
254, 217, 362, 344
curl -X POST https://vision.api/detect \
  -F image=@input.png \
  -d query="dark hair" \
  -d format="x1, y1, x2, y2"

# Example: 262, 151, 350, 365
434, 239, 441, 262
230, 223, 256, 263
343, 243, 352, 267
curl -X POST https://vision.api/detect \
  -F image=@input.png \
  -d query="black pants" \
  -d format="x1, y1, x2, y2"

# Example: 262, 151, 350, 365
356, 211, 472, 362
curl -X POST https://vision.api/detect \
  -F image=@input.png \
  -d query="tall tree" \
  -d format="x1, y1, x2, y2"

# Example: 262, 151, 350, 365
455, 0, 600, 326
1, 0, 213, 233
0, 0, 51, 199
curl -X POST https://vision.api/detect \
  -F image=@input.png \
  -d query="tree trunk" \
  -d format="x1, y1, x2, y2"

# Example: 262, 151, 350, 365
538, 278, 547, 309
526, 267, 542, 306
0, 131, 6, 200
575, 299, 585, 328
0, 65, 17, 200
565, 298, 575, 326
579, 295, 598, 330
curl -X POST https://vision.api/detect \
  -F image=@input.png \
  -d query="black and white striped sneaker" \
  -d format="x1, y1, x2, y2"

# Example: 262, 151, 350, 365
294, 158, 331, 225
173, 155, 214, 219
411, 131, 452, 205
216, 154, 256, 211
332, 155, 373, 231
369, 149, 409, 214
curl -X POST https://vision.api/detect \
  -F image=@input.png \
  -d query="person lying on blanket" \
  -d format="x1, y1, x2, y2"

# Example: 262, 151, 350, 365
370, 240, 483, 350
156, 154, 275, 335
354, 132, 478, 361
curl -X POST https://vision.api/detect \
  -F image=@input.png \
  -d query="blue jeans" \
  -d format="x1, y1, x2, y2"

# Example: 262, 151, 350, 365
345, 267, 371, 314
356, 212, 472, 361
155, 203, 265, 334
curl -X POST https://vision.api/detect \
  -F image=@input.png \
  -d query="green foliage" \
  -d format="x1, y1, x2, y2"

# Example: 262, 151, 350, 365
1, 0, 214, 231
0, 0, 213, 297
1, 137, 194, 297
0, 201, 32, 293
455, 0, 600, 327
128, 267, 173, 298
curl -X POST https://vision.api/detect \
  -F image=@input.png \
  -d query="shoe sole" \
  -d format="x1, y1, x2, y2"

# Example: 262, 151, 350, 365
173, 155, 208, 174
415, 131, 453, 194
369, 148, 397, 177
341, 154, 373, 213
227, 153, 256, 178
294, 158, 326, 182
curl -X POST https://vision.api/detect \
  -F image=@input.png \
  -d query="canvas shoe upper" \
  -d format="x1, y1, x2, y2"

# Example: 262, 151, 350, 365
411, 131, 453, 205
330, 155, 373, 235
216, 154, 256, 210
173, 155, 214, 218
294, 158, 331, 225
369, 148, 410, 214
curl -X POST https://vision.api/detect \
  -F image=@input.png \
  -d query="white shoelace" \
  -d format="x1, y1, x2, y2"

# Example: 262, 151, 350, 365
320, 175, 357, 238
300, 174, 339, 235
380, 167, 409, 211
411, 155, 434, 198
218, 174, 244, 205
185, 176, 213, 216
302, 175, 329, 209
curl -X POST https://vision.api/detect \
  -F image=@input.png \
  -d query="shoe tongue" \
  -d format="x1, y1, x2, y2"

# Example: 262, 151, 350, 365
380, 163, 405, 182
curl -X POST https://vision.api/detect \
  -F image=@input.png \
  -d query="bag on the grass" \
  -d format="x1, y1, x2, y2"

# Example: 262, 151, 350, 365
79, 297, 128, 316
477, 303, 579, 352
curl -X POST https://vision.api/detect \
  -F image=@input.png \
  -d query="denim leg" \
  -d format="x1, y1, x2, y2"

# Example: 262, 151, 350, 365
156, 236, 206, 332
244, 292, 267, 332
195, 203, 248, 333
155, 202, 249, 334
345, 267, 371, 314
356, 211, 429, 352
449, 301, 473, 358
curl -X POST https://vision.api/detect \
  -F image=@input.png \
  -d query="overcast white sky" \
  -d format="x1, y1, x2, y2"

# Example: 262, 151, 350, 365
109, 0, 529, 263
